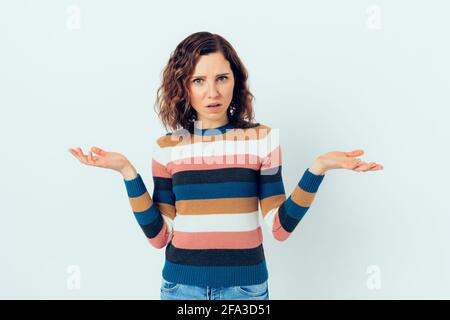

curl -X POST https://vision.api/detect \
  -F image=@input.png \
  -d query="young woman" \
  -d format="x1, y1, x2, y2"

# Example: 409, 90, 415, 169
68, 32, 383, 300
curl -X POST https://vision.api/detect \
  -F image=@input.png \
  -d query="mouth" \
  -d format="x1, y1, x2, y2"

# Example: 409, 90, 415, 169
206, 103, 222, 108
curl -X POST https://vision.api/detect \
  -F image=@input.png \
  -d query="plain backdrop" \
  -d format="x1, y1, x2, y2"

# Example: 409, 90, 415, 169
1, 0, 449, 299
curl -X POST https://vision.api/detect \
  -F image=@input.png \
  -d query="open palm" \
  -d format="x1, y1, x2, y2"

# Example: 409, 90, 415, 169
68, 146, 130, 172
319, 149, 384, 172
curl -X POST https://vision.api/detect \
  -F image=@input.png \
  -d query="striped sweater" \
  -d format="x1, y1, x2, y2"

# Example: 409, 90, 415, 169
123, 122, 325, 287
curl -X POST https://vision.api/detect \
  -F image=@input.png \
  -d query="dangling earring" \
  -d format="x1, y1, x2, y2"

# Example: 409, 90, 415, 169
229, 101, 238, 116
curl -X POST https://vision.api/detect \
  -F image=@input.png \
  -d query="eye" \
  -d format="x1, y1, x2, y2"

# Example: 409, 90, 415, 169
192, 76, 228, 84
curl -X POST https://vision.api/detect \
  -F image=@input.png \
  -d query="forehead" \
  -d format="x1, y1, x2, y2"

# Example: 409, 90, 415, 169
192, 52, 231, 75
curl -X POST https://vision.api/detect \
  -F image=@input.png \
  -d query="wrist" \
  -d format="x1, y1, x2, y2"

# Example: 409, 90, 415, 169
308, 159, 326, 176
121, 163, 137, 180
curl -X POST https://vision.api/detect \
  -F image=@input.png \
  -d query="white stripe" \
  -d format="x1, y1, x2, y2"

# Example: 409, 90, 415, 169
263, 208, 278, 231
152, 130, 280, 166
162, 214, 174, 234
173, 211, 260, 232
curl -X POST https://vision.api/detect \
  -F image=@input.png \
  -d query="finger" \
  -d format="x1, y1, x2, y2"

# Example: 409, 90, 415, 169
77, 147, 85, 157
346, 149, 364, 157
76, 148, 89, 164
85, 150, 96, 166
363, 162, 377, 172
353, 162, 371, 172
364, 162, 383, 171
370, 164, 384, 171
88, 151, 94, 165
91, 146, 106, 156
68, 148, 82, 161
89, 151, 101, 166
69, 148, 83, 162
356, 162, 378, 172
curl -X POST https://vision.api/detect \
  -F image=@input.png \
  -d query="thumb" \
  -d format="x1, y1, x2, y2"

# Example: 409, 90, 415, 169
347, 149, 364, 156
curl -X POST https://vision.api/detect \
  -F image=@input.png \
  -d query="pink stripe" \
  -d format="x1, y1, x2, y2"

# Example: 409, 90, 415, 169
172, 227, 263, 249
261, 145, 282, 170
148, 220, 172, 248
272, 211, 291, 241
152, 159, 172, 178
168, 154, 262, 174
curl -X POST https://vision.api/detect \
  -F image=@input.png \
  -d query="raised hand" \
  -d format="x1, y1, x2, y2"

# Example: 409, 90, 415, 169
310, 149, 384, 175
68, 146, 132, 173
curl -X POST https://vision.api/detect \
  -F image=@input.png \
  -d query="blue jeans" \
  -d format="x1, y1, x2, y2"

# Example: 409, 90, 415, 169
160, 278, 270, 300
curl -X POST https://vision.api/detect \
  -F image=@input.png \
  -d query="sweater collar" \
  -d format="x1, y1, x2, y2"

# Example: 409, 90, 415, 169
188, 121, 235, 136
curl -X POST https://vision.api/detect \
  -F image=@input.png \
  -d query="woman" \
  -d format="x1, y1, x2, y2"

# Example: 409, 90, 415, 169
68, 32, 383, 300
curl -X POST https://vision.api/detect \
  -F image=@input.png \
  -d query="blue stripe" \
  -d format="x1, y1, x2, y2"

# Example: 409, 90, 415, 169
123, 174, 147, 198
162, 259, 268, 287
173, 182, 258, 200
298, 168, 325, 193
259, 181, 285, 199
283, 196, 308, 220
133, 203, 160, 225
140, 214, 164, 239
152, 190, 175, 204
166, 242, 264, 266
278, 203, 300, 233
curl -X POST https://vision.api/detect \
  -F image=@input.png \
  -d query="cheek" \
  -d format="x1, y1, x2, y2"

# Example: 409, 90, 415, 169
190, 87, 205, 101
189, 89, 202, 111
224, 81, 234, 97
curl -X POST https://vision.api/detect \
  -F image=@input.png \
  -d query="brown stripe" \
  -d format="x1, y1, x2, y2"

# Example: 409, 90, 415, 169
128, 192, 152, 212
260, 194, 286, 216
291, 185, 316, 207
176, 197, 258, 215
156, 203, 176, 220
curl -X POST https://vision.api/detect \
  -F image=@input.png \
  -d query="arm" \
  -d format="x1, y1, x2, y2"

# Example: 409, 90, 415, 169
258, 143, 325, 242
123, 142, 176, 249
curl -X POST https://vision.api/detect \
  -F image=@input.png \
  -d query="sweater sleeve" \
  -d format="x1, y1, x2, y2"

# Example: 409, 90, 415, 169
123, 140, 176, 249
258, 140, 325, 242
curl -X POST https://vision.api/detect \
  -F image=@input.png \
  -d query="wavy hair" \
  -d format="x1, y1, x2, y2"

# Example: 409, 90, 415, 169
154, 32, 256, 132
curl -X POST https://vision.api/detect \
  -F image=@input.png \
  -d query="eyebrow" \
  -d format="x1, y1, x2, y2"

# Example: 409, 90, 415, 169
190, 73, 230, 79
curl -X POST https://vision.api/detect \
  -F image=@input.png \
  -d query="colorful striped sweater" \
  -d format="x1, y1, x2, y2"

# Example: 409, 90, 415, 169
123, 122, 325, 287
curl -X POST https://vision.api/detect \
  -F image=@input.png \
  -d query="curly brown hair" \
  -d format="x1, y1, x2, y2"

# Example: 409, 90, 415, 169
154, 32, 256, 133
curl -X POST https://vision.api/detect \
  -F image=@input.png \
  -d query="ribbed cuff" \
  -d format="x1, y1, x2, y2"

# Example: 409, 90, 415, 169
298, 168, 325, 193
123, 173, 147, 197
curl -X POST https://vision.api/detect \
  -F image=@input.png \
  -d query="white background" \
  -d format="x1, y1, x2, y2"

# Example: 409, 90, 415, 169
1, 0, 449, 299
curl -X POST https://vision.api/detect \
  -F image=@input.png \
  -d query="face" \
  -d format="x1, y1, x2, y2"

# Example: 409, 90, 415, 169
188, 51, 235, 128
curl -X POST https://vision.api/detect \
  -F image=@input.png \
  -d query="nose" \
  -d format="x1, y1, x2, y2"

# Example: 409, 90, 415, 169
206, 82, 219, 98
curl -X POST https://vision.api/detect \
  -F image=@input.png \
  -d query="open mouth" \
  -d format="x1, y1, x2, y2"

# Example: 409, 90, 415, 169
207, 103, 222, 108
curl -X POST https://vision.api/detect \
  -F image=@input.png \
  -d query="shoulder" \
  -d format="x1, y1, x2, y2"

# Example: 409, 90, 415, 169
240, 122, 274, 139
155, 128, 191, 148
252, 123, 270, 131
240, 121, 270, 130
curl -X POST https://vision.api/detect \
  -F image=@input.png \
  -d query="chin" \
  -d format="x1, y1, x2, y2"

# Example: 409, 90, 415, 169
200, 112, 227, 119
